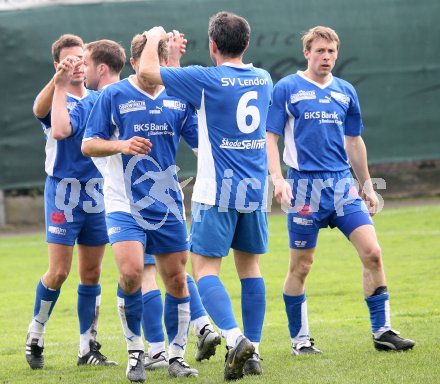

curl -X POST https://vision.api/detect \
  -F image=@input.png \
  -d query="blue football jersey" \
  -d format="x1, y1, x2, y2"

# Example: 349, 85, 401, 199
161, 63, 273, 210
266, 71, 364, 172
84, 76, 198, 221
36, 90, 101, 182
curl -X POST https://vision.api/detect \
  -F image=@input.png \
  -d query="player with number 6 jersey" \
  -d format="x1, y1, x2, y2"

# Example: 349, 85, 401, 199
159, 64, 272, 210
140, 12, 272, 381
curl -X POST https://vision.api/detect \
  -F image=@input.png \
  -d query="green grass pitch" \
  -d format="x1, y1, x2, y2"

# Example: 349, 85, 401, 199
1, 204, 439, 383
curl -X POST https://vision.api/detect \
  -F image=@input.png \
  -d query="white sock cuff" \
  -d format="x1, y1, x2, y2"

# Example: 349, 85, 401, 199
191, 315, 211, 335
220, 327, 242, 348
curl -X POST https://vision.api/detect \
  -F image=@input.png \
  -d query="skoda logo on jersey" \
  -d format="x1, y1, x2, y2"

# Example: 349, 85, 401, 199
220, 138, 266, 150
124, 155, 184, 230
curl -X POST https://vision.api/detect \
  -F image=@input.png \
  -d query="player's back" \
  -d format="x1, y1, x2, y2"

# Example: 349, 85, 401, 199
161, 63, 273, 209
196, 64, 273, 208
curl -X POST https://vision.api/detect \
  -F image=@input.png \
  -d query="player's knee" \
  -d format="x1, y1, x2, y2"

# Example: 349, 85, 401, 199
290, 260, 313, 279
362, 245, 382, 269
120, 267, 143, 292
80, 267, 101, 285
164, 270, 187, 296
46, 269, 70, 287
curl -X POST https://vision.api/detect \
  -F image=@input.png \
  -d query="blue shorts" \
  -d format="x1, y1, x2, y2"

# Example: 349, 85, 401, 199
44, 176, 108, 246
189, 202, 268, 257
286, 168, 373, 249
106, 211, 188, 255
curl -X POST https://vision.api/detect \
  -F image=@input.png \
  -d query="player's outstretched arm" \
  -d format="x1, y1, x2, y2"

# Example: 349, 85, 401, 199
82, 136, 152, 157
51, 56, 80, 140
267, 132, 293, 209
33, 77, 55, 119
345, 135, 379, 215
138, 27, 170, 85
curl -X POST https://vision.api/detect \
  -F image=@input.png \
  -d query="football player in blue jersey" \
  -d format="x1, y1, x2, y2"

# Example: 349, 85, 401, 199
25, 37, 124, 370
140, 12, 273, 380
81, 33, 201, 382
266, 26, 415, 355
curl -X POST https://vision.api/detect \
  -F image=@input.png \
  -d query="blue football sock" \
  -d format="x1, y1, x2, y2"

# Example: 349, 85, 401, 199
187, 274, 207, 320
77, 283, 101, 334
241, 277, 266, 342
164, 293, 190, 359
283, 292, 310, 341
29, 279, 60, 333
142, 289, 165, 343
197, 275, 238, 331
366, 291, 391, 333
117, 285, 143, 350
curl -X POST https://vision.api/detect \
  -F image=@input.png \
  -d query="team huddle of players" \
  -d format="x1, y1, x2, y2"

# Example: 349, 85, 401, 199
25, 11, 415, 384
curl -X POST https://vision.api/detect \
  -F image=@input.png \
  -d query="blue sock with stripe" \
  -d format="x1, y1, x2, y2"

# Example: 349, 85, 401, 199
142, 289, 165, 343
77, 283, 101, 334
283, 292, 310, 341
366, 290, 391, 333
28, 279, 60, 335
164, 293, 190, 359
117, 285, 144, 351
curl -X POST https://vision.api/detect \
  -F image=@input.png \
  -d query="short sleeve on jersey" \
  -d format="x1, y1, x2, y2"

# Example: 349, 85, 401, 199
179, 104, 198, 150
69, 92, 100, 137
84, 90, 115, 140
266, 78, 290, 136
344, 88, 364, 136
161, 66, 205, 109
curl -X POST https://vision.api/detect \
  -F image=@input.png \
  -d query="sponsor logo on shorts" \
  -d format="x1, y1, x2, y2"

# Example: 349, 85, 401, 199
119, 100, 147, 114
108, 226, 121, 236
50, 211, 66, 224
220, 138, 266, 150
294, 240, 308, 248
293, 217, 314, 226
48, 226, 66, 236
290, 90, 316, 104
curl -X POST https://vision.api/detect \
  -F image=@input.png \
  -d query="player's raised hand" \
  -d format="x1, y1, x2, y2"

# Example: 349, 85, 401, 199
54, 56, 82, 86
167, 30, 187, 66
145, 26, 170, 41
119, 136, 152, 156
